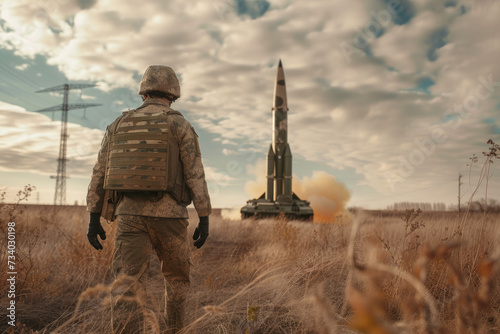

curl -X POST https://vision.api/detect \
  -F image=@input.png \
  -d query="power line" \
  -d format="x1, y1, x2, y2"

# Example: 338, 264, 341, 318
0, 64, 58, 108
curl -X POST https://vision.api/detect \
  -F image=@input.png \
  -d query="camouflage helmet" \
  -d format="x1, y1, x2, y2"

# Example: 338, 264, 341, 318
138, 65, 181, 99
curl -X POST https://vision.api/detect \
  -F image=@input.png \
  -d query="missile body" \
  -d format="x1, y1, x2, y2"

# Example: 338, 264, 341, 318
241, 59, 313, 221
266, 60, 292, 202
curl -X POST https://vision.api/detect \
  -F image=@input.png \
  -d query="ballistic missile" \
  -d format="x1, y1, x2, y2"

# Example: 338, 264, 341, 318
241, 60, 313, 221
266, 60, 293, 201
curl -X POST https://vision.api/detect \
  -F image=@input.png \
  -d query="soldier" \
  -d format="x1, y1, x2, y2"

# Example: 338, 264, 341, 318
86, 65, 211, 333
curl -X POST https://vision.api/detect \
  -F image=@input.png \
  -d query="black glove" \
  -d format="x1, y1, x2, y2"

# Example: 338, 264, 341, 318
87, 212, 106, 250
193, 216, 209, 249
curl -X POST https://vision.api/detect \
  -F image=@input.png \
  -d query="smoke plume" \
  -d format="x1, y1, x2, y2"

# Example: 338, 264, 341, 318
245, 160, 351, 223
244, 159, 268, 198
293, 171, 351, 223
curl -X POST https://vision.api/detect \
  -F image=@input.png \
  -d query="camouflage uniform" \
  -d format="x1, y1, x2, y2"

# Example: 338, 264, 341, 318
87, 97, 211, 333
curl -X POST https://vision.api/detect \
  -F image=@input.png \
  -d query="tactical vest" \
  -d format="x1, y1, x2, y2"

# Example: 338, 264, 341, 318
103, 106, 192, 205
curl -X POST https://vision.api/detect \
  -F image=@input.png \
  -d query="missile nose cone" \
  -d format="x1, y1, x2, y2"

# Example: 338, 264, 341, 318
273, 59, 288, 111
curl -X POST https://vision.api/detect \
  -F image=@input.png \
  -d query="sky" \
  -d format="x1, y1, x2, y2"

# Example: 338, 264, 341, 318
0, 0, 499, 210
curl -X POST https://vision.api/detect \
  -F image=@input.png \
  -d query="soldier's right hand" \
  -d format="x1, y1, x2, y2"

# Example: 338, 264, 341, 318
87, 212, 106, 250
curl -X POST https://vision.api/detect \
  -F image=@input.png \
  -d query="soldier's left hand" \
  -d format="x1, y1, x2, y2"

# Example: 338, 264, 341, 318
193, 216, 209, 249
87, 212, 107, 250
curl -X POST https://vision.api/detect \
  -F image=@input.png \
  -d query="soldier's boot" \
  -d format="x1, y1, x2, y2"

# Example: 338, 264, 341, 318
166, 301, 184, 334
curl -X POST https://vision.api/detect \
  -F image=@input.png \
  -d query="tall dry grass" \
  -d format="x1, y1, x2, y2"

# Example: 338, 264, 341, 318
184, 210, 500, 334
0, 197, 116, 333
1, 200, 499, 333
1, 159, 500, 334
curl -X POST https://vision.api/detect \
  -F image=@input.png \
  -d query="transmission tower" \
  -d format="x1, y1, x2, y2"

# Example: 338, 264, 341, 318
35, 84, 101, 205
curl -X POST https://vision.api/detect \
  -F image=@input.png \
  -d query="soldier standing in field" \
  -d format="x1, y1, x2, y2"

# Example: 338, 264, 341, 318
86, 65, 211, 333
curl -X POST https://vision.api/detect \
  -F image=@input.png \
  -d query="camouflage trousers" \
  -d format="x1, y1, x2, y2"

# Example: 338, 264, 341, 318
112, 214, 191, 334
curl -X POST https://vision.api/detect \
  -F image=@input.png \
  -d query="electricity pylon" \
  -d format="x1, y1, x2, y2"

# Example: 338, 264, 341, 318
36, 84, 101, 205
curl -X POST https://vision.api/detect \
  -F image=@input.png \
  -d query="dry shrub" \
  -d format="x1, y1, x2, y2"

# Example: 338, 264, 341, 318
339, 212, 500, 334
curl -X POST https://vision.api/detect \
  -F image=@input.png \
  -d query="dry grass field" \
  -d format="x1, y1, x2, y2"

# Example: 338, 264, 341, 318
1, 198, 499, 333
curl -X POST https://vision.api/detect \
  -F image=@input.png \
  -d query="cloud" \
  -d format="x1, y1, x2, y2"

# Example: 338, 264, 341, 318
78, 0, 98, 10
14, 63, 29, 70
1, 0, 500, 207
222, 148, 236, 155
0, 101, 104, 178
204, 165, 236, 186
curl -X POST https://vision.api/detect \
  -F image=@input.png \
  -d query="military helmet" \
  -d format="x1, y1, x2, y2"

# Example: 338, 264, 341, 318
138, 65, 181, 99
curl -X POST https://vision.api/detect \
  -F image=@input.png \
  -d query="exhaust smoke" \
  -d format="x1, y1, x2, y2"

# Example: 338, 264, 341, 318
245, 160, 351, 223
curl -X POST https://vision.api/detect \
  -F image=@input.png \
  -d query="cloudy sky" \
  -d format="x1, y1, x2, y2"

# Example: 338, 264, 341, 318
0, 0, 499, 210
